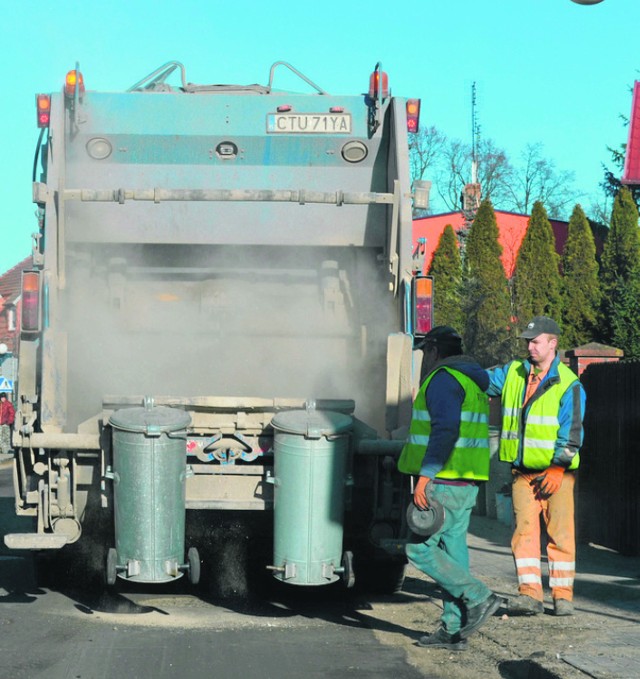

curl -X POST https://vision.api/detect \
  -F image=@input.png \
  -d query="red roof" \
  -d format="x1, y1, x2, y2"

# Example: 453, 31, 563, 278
622, 80, 640, 185
413, 211, 571, 278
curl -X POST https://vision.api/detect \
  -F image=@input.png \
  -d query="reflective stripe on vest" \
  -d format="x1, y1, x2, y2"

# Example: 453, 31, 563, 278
499, 361, 580, 470
398, 366, 490, 479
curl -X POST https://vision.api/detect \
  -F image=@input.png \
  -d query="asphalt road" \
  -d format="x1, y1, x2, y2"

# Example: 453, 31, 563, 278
0, 466, 434, 679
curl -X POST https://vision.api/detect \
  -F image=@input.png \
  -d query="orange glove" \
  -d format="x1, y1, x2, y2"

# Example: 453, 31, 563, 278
413, 476, 431, 510
537, 465, 565, 497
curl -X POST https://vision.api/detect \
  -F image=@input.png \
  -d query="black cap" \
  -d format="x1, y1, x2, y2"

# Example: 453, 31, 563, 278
519, 316, 561, 339
418, 325, 462, 348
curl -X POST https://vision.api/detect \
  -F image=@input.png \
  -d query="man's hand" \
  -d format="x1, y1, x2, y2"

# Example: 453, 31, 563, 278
535, 465, 565, 498
413, 475, 431, 509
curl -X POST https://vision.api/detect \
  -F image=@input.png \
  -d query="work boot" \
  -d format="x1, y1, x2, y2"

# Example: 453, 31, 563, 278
417, 627, 468, 650
507, 595, 544, 615
553, 599, 574, 616
460, 593, 503, 638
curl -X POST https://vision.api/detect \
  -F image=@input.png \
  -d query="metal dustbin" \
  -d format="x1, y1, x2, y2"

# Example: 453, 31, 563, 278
268, 408, 353, 587
106, 398, 199, 585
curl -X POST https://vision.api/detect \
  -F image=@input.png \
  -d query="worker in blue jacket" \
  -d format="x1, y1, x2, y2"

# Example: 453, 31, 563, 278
398, 326, 502, 650
487, 316, 585, 617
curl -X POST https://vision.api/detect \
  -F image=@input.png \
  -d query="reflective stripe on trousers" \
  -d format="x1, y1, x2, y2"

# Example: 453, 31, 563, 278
511, 470, 576, 601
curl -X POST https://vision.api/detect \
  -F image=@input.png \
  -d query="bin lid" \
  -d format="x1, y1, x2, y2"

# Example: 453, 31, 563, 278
406, 499, 446, 537
271, 409, 352, 439
109, 404, 191, 435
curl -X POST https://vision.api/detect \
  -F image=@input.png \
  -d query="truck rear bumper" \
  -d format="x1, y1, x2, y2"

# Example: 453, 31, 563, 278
4, 533, 68, 550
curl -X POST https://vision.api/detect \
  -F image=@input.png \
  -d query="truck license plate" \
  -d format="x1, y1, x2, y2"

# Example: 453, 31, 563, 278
267, 113, 352, 134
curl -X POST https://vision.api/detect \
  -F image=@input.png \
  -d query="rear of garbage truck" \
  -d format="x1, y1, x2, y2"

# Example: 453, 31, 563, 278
6, 61, 432, 590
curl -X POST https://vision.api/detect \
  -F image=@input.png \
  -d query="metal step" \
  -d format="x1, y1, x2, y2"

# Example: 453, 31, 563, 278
4, 533, 68, 550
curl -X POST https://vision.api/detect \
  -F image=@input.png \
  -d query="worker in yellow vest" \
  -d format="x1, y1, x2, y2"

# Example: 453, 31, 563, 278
487, 316, 586, 617
398, 326, 502, 650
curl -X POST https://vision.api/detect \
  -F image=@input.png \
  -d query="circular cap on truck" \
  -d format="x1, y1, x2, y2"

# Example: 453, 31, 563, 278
271, 409, 352, 439
109, 402, 191, 435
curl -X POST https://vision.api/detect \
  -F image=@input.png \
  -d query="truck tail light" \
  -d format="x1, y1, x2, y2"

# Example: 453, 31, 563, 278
36, 94, 51, 128
406, 99, 421, 134
368, 68, 389, 100
21, 271, 41, 334
65, 69, 85, 99
412, 275, 433, 336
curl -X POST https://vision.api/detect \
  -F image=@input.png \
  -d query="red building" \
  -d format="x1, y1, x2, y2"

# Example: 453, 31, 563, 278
413, 210, 572, 278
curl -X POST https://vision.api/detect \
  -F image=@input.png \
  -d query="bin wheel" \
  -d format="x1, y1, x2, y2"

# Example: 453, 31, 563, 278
106, 548, 118, 586
341, 550, 355, 588
187, 547, 200, 585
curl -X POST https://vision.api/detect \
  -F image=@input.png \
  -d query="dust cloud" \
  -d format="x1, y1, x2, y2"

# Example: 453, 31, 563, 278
58, 242, 398, 433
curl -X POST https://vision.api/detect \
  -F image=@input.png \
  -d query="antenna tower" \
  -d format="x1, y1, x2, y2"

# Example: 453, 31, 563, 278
471, 82, 479, 184
461, 82, 482, 227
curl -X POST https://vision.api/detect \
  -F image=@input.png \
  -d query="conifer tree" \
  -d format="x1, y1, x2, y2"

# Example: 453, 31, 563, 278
561, 204, 601, 348
462, 199, 512, 366
512, 201, 563, 330
608, 271, 640, 359
599, 187, 640, 355
428, 224, 463, 331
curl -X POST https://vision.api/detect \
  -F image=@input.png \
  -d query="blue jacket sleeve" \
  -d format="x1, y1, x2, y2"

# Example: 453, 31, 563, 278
485, 362, 513, 397
420, 371, 465, 478
553, 381, 586, 467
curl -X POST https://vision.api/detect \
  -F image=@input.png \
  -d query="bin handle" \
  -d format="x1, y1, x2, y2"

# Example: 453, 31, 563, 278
166, 429, 188, 440
104, 466, 120, 483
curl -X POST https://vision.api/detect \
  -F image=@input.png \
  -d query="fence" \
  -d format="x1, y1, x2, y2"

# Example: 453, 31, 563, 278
578, 360, 640, 555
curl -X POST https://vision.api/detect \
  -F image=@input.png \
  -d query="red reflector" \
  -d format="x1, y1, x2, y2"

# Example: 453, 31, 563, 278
22, 271, 41, 333
329, 106, 344, 113
406, 98, 421, 134
36, 94, 51, 128
277, 104, 292, 112
623, 81, 640, 185
65, 69, 85, 98
414, 276, 433, 335
368, 70, 389, 99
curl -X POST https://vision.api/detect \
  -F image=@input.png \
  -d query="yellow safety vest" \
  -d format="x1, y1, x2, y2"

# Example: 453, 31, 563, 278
398, 366, 490, 480
499, 361, 580, 470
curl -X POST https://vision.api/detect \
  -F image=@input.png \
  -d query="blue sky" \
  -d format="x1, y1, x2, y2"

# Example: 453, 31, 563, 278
1, 0, 636, 275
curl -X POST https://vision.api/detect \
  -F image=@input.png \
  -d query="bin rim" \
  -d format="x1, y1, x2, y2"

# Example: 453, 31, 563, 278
109, 404, 191, 435
271, 408, 352, 439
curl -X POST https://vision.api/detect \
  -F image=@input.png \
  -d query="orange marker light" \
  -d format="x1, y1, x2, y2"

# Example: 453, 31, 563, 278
368, 70, 389, 100
65, 70, 85, 98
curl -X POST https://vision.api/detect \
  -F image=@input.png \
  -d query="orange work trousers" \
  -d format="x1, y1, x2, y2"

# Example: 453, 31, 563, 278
511, 470, 576, 602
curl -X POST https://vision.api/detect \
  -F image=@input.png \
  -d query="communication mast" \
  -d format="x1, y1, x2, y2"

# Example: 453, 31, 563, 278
462, 82, 482, 222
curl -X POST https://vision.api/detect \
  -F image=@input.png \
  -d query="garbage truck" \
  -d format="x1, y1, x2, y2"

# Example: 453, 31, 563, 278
6, 61, 433, 590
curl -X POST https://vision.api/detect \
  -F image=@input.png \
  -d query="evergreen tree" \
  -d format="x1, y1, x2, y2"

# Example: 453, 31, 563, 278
462, 199, 512, 366
561, 204, 601, 348
608, 270, 640, 359
599, 187, 640, 354
428, 224, 463, 331
512, 200, 563, 329
600, 187, 640, 290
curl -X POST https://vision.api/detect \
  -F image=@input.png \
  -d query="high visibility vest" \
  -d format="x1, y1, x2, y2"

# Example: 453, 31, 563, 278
499, 361, 580, 470
398, 366, 490, 480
